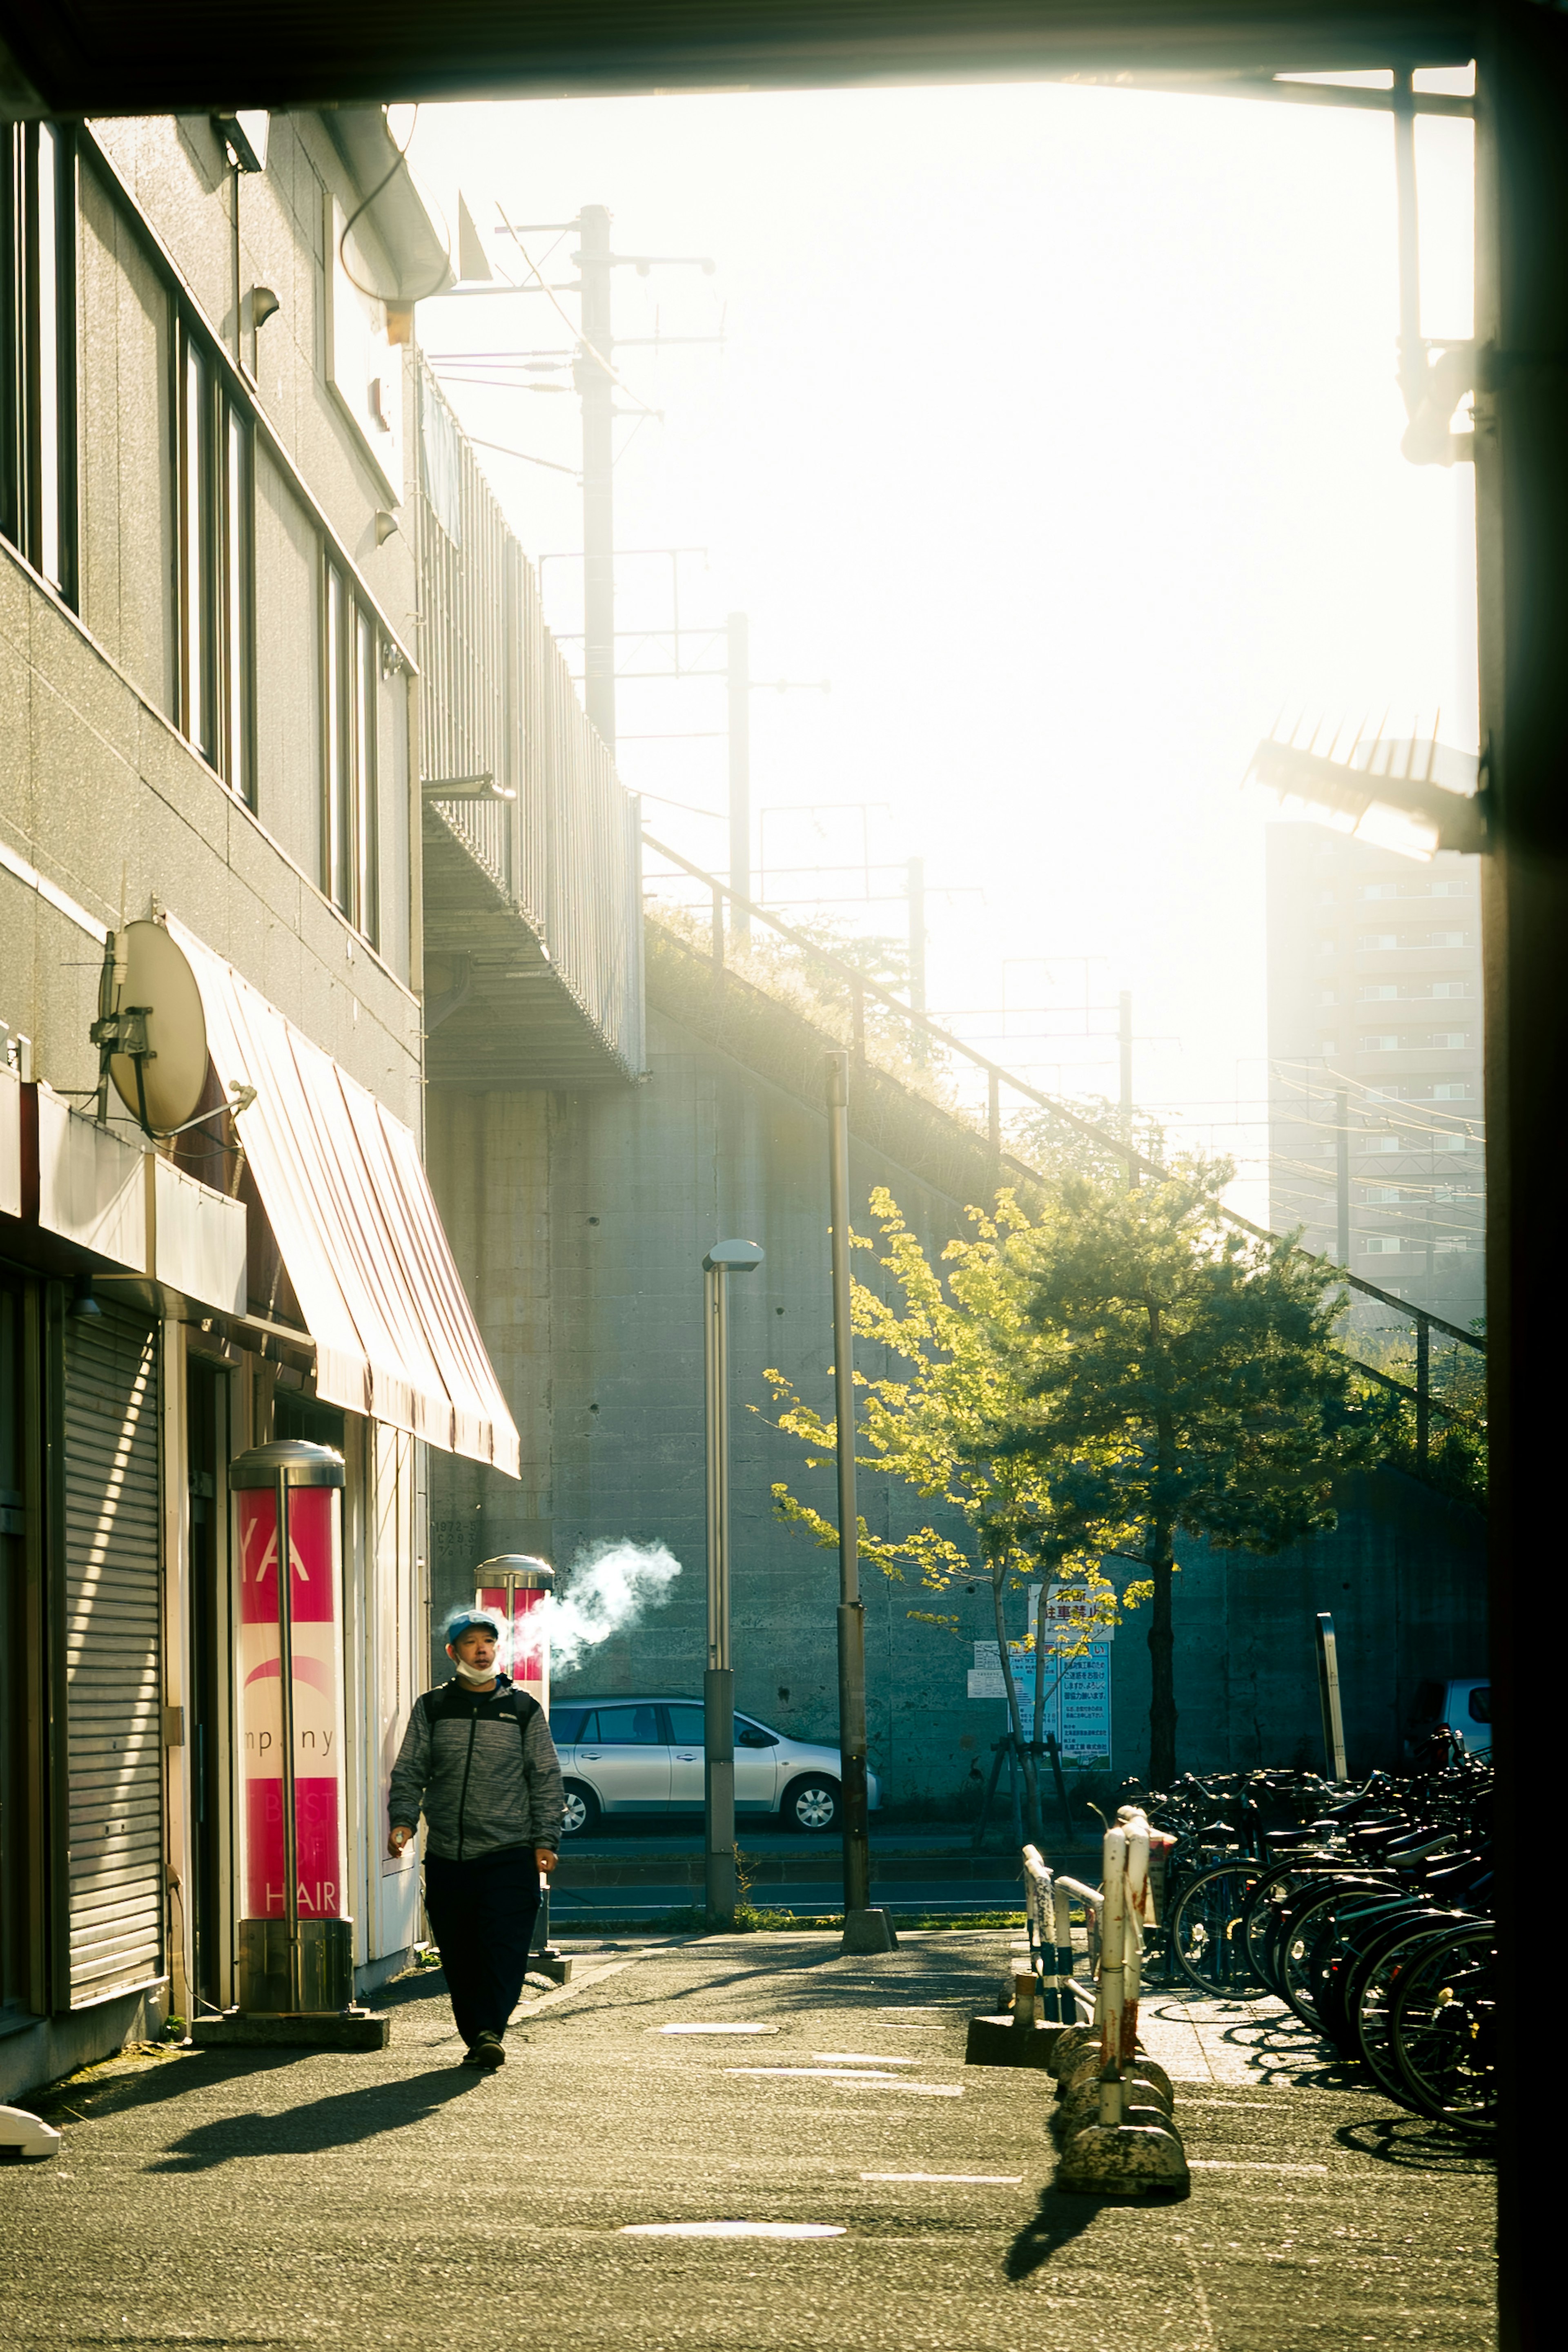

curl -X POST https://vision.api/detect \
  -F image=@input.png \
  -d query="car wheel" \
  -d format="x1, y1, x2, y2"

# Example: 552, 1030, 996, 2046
560, 1782, 600, 1837
783, 1777, 840, 1834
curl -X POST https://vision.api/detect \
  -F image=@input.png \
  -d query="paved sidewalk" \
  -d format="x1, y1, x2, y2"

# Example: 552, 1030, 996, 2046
2, 1931, 1495, 2352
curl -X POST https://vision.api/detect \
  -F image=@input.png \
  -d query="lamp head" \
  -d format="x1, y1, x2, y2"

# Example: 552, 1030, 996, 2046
702, 1238, 765, 1273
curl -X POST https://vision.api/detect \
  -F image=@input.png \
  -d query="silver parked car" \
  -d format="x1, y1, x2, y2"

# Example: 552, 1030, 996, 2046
548, 1697, 880, 1835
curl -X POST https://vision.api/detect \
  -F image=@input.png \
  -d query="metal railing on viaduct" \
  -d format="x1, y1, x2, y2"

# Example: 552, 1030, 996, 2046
643, 830, 1482, 1460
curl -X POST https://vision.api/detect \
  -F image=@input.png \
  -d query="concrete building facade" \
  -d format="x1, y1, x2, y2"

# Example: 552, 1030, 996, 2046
0, 110, 517, 2100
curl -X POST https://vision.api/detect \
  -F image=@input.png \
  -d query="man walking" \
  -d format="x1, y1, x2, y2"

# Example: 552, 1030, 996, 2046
388, 1607, 564, 2067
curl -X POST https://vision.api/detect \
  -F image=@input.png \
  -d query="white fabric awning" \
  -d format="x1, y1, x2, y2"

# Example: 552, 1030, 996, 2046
172, 919, 519, 1478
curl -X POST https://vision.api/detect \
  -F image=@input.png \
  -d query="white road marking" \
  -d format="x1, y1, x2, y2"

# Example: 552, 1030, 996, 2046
653, 2023, 780, 2035
1188, 2160, 1328, 2175
812, 2053, 917, 2065
723, 2066, 963, 2098
836, 2081, 963, 2097
621, 2221, 846, 2239
725, 2067, 902, 2080
861, 2173, 1022, 2184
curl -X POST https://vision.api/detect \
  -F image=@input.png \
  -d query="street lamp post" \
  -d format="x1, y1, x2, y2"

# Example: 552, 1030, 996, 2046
826, 1052, 896, 1955
702, 1238, 764, 1926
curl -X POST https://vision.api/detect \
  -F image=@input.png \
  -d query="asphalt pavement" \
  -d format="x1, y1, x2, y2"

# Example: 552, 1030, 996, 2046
1, 1931, 1496, 2351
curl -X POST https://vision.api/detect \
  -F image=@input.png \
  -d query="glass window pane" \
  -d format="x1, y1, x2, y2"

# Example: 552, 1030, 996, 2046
325, 564, 349, 914
593, 1705, 662, 1746
1468, 1686, 1490, 1724
666, 1705, 706, 1743
355, 610, 376, 941
183, 340, 208, 751
224, 405, 247, 793
34, 125, 58, 590
549, 1706, 589, 1745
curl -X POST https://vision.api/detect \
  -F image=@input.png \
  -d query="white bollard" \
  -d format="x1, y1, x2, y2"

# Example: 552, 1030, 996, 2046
1097, 1824, 1128, 2125
1055, 1808, 1189, 2197
1021, 1844, 1051, 2024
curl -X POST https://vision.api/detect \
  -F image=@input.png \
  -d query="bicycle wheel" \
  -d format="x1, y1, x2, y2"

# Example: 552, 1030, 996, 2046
1277, 1881, 1391, 2033
1389, 1920, 1496, 2129
1167, 1862, 1263, 1996
1243, 1864, 1336, 1996
1352, 1916, 1468, 2102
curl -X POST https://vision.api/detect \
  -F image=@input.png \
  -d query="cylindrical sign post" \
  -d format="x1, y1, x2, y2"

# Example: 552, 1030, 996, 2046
475, 1555, 559, 1964
475, 1555, 555, 1709
231, 1440, 350, 2015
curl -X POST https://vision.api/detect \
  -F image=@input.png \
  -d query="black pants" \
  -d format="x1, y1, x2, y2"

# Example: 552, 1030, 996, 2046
423, 1849, 541, 2046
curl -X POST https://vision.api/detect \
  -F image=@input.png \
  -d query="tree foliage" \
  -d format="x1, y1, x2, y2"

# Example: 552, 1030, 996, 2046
760, 1187, 1129, 1829
988, 1164, 1397, 1783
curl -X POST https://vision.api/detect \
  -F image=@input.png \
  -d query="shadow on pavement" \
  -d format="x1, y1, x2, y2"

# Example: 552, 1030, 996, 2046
1003, 2187, 1103, 2279
146, 2064, 486, 2172
1336, 2113, 1496, 2174
37, 2049, 310, 2128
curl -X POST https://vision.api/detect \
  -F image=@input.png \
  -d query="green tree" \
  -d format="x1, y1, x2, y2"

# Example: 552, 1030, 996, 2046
989, 1164, 1394, 1785
760, 1188, 1127, 1836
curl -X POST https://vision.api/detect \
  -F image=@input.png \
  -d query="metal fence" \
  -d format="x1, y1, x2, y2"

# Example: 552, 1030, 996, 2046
415, 363, 644, 1075
642, 829, 1484, 1448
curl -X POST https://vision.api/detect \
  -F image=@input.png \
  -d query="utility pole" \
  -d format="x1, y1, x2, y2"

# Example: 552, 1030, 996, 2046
727, 613, 751, 940
1336, 1089, 1351, 1265
1119, 990, 1137, 1188
825, 1051, 894, 1955
725, 616, 829, 934
575, 205, 616, 753
1391, 70, 1425, 420
907, 858, 927, 1059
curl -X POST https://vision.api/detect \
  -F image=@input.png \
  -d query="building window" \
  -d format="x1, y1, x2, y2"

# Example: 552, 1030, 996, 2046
1, 121, 77, 601
1362, 1235, 1405, 1254
323, 560, 379, 945
176, 317, 253, 799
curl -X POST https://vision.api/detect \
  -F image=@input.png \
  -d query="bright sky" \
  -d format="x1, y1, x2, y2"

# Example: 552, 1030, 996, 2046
411, 79, 1475, 1219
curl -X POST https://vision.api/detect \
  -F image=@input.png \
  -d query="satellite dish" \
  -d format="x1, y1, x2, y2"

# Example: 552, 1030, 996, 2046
103, 921, 208, 1133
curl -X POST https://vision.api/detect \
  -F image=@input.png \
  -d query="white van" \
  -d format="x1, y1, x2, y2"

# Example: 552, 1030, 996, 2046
1405, 1676, 1492, 1758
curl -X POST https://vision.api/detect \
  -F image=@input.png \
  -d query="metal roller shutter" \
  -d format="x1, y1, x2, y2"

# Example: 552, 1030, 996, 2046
62, 1301, 163, 2006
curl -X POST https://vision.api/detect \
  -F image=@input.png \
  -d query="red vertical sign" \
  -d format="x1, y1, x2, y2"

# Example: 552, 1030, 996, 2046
238, 1486, 345, 1919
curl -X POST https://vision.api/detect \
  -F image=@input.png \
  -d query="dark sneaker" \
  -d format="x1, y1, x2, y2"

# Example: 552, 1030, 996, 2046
469, 2033, 506, 2069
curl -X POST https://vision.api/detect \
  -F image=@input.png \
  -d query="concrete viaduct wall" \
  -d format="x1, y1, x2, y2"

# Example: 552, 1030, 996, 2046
428, 923, 1488, 1804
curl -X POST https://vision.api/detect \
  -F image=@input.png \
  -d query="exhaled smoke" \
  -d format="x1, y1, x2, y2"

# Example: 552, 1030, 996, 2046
542, 1540, 683, 1672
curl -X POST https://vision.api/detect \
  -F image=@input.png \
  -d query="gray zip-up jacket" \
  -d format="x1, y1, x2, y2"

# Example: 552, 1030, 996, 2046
388, 1676, 565, 1861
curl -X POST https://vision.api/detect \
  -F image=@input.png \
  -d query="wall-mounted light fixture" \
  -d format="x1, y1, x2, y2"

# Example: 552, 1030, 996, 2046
214, 111, 270, 174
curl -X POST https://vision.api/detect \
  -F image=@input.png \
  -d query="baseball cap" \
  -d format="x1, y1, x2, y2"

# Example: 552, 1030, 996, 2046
443, 1607, 503, 1648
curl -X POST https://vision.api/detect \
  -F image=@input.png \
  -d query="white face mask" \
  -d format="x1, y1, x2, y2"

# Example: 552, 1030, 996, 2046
450, 1640, 499, 1685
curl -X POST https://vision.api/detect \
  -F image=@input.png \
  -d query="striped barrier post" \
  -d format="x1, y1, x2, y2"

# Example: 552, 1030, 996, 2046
1055, 1806, 1189, 2195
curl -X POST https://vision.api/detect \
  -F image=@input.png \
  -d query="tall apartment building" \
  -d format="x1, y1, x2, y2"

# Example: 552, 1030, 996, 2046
1266, 816, 1485, 1333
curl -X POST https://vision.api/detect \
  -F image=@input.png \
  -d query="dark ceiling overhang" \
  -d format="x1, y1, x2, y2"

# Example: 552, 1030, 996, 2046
0, 3, 1475, 118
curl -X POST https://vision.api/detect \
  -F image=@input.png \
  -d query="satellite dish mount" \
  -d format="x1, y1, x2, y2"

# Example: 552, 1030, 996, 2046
87, 920, 247, 1141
